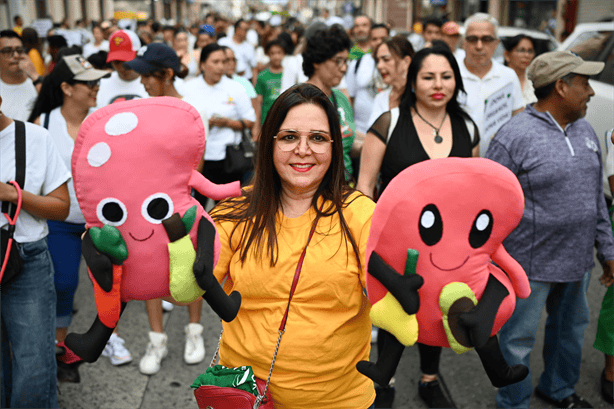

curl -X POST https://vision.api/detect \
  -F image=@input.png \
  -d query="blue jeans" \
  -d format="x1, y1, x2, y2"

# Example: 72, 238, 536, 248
1, 238, 59, 408
47, 220, 85, 328
496, 272, 591, 409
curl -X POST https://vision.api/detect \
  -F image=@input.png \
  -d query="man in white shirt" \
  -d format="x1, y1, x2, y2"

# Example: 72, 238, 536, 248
459, 13, 524, 157
347, 23, 390, 134
0, 30, 39, 121
96, 29, 149, 108
349, 15, 371, 60
219, 19, 256, 82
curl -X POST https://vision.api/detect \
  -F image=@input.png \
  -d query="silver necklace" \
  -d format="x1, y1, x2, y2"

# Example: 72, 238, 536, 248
414, 108, 447, 144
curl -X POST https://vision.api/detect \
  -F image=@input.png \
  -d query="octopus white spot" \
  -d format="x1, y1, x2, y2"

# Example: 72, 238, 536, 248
104, 112, 139, 136
87, 142, 111, 167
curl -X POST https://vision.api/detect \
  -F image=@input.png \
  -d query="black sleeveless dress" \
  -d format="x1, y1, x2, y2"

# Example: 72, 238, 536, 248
368, 107, 480, 194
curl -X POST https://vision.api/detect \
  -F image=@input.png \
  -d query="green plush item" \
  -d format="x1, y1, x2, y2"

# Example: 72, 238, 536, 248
405, 249, 419, 276
182, 205, 197, 233
191, 365, 258, 396
88, 225, 128, 262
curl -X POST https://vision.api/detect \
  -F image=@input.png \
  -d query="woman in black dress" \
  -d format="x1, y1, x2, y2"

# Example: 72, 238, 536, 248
356, 45, 479, 408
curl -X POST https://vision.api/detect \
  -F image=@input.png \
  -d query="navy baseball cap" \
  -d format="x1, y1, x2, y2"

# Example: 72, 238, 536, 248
123, 43, 181, 75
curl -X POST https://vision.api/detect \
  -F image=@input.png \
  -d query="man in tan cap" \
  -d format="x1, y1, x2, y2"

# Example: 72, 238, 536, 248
486, 50, 612, 409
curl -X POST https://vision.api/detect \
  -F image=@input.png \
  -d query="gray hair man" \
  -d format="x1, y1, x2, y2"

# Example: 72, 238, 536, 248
459, 13, 525, 157
486, 51, 613, 409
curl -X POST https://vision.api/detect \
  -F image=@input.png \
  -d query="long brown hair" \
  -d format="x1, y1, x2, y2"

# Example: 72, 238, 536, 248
211, 83, 362, 268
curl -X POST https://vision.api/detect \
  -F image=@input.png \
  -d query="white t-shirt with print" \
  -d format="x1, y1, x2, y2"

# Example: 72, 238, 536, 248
96, 71, 149, 108
181, 94, 210, 152
183, 75, 256, 161
459, 59, 524, 157
0, 78, 38, 122
0, 121, 71, 242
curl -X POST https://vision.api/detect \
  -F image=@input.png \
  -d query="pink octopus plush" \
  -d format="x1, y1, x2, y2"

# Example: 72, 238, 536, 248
65, 97, 242, 362
356, 157, 531, 388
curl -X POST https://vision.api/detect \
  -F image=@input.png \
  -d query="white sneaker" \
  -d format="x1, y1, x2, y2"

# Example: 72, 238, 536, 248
101, 333, 133, 366
162, 300, 174, 312
139, 332, 168, 375
184, 323, 205, 365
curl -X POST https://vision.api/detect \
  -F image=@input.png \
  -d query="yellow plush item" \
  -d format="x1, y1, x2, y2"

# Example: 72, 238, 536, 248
168, 235, 203, 303
440, 282, 478, 354
371, 292, 419, 347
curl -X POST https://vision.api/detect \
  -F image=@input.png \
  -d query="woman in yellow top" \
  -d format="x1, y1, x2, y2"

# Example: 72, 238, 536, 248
22, 28, 46, 76
211, 83, 376, 408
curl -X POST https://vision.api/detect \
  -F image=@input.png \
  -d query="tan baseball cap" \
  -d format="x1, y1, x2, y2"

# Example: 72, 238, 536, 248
528, 51, 604, 88
62, 55, 110, 81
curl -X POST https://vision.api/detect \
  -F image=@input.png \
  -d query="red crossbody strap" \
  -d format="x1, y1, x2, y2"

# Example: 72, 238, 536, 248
279, 222, 317, 331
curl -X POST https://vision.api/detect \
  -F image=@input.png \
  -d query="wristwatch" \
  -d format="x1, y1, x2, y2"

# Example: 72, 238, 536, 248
32, 76, 44, 86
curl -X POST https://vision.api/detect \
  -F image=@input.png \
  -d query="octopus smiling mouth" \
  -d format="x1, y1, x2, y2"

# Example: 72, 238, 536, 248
429, 253, 469, 271
129, 230, 155, 242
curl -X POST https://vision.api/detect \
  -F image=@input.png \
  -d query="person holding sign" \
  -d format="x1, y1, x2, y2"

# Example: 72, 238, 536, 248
458, 13, 524, 157
486, 51, 613, 409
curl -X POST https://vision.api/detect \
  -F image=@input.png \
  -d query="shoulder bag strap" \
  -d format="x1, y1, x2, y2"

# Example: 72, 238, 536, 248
2, 121, 25, 217
43, 112, 50, 130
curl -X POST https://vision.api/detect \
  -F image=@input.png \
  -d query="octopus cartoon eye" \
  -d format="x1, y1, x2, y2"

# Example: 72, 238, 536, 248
469, 210, 493, 249
419, 204, 443, 246
96, 198, 128, 226
142, 193, 174, 224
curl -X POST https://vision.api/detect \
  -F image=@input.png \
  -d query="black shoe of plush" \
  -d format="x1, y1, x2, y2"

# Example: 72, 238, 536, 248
374, 385, 395, 408
602, 370, 614, 404
418, 378, 457, 408
56, 360, 81, 383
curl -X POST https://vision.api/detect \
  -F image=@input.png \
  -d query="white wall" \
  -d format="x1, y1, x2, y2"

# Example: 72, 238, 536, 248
577, 0, 614, 23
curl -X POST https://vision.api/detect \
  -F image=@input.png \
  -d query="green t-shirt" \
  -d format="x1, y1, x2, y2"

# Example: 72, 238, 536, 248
349, 44, 369, 61
330, 89, 355, 177
255, 68, 283, 124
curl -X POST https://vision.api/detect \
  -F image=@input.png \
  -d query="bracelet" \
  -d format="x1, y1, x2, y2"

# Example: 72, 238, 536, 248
32, 76, 44, 86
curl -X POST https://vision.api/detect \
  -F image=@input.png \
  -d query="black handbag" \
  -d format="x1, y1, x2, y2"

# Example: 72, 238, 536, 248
224, 120, 256, 175
1, 120, 26, 291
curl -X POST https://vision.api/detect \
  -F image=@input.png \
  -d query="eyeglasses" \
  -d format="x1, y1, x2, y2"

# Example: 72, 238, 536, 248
333, 57, 349, 68
513, 48, 535, 55
73, 80, 100, 89
465, 36, 496, 44
0, 47, 26, 57
274, 130, 333, 153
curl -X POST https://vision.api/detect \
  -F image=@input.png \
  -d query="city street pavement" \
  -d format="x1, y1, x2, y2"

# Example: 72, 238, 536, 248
58, 255, 612, 409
